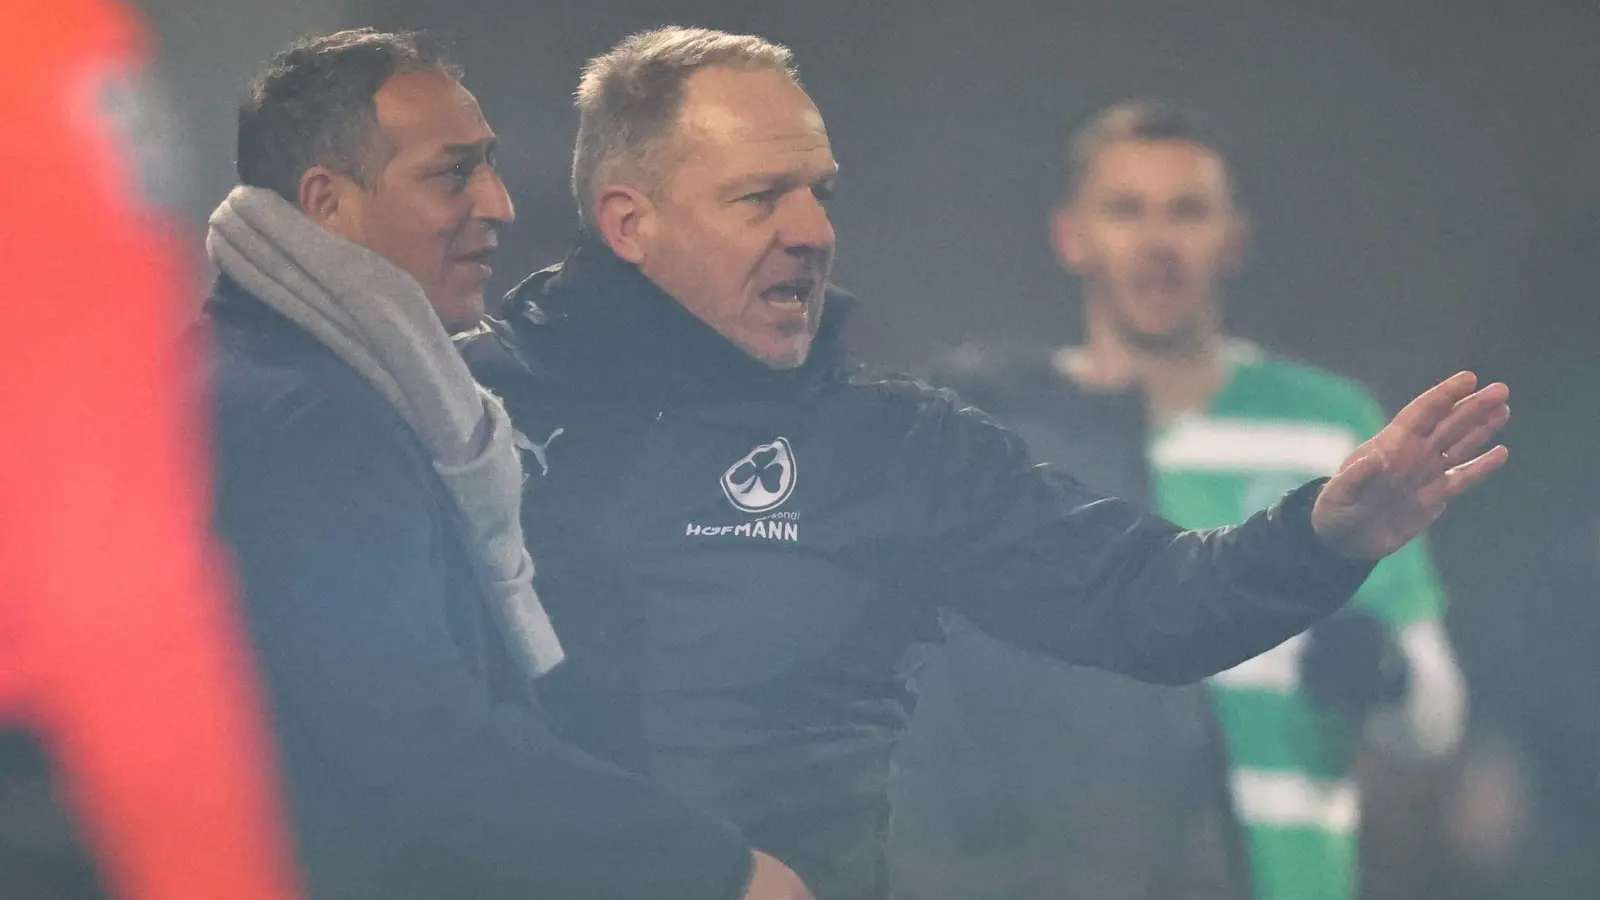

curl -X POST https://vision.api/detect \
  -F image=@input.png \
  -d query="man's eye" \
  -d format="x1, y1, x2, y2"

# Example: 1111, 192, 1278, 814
742, 189, 782, 208
1172, 198, 1212, 221
812, 184, 835, 205
1103, 199, 1141, 220
443, 161, 473, 189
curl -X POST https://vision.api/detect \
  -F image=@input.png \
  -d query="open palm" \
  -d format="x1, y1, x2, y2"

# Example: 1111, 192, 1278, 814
1312, 371, 1511, 560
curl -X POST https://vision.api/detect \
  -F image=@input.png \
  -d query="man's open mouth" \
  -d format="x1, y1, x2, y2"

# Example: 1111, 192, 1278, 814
761, 278, 815, 307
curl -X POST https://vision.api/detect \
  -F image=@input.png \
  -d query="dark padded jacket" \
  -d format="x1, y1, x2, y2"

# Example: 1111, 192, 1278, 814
202, 278, 753, 900
458, 240, 1373, 900
891, 348, 1249, 900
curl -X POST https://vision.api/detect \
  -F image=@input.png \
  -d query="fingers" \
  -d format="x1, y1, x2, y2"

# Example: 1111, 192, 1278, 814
1439, 401, 1511, 464
1429, 383, 1511, 460
1392, 371, 1478, 437
1440, 444, 1510, 502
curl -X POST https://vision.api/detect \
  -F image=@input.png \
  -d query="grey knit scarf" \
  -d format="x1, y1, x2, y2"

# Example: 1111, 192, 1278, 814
206, 186, 563, 678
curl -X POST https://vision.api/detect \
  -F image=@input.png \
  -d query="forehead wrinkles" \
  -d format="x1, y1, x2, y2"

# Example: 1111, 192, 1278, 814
660, 133, 834, 204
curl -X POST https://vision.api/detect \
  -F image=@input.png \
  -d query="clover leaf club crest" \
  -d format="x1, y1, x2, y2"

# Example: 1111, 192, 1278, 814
720, 438, 797, 513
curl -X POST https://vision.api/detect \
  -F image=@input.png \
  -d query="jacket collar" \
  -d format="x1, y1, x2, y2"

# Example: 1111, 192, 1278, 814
494, 236, 853, 407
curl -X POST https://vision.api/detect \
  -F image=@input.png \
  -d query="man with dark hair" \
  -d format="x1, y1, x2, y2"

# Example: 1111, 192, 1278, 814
460, 31, 1507, 900
235, 30, 459, 201
893, 100, 1470, 900
201, 28, 809, 900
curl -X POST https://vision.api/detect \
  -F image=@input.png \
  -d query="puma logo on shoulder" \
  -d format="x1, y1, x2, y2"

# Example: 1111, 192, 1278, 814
513, 426, 565, 477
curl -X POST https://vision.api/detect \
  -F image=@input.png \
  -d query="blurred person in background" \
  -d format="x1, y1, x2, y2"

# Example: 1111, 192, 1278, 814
198, 28, 809, 900
1, 0, 300, 897
893, 101, 1470, 900
460, 29, 1509, 900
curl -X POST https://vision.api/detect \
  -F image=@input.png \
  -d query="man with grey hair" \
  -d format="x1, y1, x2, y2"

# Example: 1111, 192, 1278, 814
204, 28, 810, 900
569, 29, 798, 236
461, 26, 1508, 900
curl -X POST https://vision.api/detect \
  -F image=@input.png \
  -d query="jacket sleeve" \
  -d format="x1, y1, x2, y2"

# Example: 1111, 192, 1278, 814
920, 395, 1376, 685
215, 392, 753, 900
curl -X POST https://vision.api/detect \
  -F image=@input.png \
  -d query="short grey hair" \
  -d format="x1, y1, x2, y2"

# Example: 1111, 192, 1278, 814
571, 26, 799, 230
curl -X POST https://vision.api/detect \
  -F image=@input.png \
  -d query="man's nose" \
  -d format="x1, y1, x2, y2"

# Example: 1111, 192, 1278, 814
472, 166, 516, 225
1135, 214, 1185, 255
778, 190, 835, 252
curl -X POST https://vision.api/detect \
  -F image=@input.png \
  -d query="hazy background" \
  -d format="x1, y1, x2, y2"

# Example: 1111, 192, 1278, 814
136, 1, 1600, 894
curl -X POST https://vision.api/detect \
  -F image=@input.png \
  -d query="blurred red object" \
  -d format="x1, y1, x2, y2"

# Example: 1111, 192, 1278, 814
0, 0, 301, 897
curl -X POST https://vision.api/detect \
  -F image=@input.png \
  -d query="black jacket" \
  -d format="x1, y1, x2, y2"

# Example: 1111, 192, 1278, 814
891, 348, 1250, 900
459, 241, 1374, 900
200, 278, 752, 900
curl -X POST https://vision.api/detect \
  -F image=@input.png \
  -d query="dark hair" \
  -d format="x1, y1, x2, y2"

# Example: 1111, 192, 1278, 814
237, 28, 460, 201
1064, 100, 1237, 202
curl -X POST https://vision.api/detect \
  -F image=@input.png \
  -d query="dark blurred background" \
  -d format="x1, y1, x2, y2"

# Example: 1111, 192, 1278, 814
134, 0, 1599, 895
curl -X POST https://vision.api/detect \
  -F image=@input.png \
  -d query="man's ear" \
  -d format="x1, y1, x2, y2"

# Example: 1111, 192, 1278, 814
297, 166, 362, 239
593, 185, 656, 265
1050, 203, 1088, 275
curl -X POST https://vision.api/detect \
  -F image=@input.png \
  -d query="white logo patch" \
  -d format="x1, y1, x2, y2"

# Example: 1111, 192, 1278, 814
513, 426, 565, 477
720, 437, 797, 513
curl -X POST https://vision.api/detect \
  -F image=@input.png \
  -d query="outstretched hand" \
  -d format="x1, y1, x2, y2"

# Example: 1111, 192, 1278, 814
1312, 371, 1510, 560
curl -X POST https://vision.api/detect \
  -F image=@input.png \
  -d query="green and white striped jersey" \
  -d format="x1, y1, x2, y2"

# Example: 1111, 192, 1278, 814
1151, 342, 1447, 900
